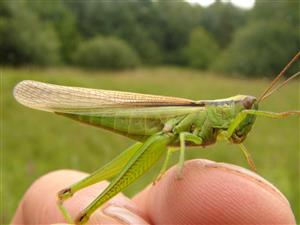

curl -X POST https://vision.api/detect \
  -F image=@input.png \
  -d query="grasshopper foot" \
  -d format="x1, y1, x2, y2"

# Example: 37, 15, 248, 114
176, 167, 184, 180
57, 187, 75, 223
58, 187, 73, 200
153, 172, 165, 185
75, 212, 90, 225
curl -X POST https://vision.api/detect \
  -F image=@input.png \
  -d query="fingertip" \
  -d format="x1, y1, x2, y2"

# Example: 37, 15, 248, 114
12, 170, 150, 225
12, 170, 91, 224
134, 159, 296, 224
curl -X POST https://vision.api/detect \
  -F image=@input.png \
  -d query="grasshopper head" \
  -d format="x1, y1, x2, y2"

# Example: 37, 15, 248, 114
230, 95, 258, 143
240, 95, 257, 110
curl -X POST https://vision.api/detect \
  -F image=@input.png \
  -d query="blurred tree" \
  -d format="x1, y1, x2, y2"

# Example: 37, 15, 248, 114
1, 0, 297, 75
63, 0, 161, 64
213, 0, 300, 77
26, 0, 79, 63
150, 1, 202, 64
63, 0, 202, 65
213, 20, 299, 77
184, 27, 219, 69
249, 0, 299, 26
73, 36, 140, 70
0, 0, 60, 66
199, 1, 246, 48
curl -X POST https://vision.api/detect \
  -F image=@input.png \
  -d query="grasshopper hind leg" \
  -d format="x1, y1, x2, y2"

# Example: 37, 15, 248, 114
56, 142, 143, 223
75, 133, 173, 224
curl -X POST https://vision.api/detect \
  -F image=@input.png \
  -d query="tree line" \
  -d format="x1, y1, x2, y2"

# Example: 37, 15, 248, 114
0, 0, 299, 77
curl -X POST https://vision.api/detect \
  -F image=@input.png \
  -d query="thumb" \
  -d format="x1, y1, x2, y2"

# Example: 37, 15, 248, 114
134, 159, 296, 224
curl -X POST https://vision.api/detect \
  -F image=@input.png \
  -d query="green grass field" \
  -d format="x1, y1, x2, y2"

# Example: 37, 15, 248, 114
2, 67, 299, 223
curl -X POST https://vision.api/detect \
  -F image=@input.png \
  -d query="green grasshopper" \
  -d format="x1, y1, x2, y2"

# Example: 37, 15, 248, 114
14, 52, 300, 224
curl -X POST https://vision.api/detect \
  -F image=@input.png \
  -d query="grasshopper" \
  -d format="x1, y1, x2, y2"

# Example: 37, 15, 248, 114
14, 52, 300, 224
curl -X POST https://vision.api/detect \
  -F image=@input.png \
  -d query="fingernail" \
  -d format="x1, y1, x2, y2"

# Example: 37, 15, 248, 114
202, 161, 291, 206
103, 205, 149, 225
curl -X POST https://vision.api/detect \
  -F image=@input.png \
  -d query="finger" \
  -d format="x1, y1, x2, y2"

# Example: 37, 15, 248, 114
11, 170, 149, 225
134, 159, 296, 224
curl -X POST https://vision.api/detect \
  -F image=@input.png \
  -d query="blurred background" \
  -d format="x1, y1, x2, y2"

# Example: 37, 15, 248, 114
1, 0, 299, 223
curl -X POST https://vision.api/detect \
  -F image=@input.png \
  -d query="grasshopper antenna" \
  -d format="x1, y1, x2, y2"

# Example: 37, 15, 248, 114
257, 51, 300, 103
260, 71, 300, 101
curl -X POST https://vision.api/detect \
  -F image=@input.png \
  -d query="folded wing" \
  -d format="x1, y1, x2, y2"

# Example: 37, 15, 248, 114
14, 80, 196, 113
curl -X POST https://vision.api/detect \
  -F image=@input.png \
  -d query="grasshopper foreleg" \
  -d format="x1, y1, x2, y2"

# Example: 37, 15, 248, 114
228, 110, 300, 137
226, 109, 300, 171
244, 110, 300, 118
239, 143, 257, 172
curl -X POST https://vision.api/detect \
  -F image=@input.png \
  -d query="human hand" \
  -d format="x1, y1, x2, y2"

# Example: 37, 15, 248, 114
11, 159, 296, 224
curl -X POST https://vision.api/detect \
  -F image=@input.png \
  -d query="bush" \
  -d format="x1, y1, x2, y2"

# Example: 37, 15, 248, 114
73, 36, 140, 69
0, 1, 61, 66
184, 27, 219, 69
213, 20, 299, 77
25, 0, 79, 63
199, 1, 247, 48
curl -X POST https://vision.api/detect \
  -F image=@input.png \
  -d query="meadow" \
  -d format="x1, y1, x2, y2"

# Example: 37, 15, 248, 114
2, 67, 299, 223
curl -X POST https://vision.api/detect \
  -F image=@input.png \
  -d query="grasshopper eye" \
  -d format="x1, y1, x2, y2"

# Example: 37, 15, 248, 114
242, 96, 256, 109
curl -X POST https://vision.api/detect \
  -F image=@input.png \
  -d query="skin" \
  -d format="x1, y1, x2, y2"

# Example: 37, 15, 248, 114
11, 159, 296, 225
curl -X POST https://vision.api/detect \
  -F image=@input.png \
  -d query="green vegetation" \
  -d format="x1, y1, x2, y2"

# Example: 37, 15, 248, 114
214, 21, 299, 77
0, 1, 61, 66
2, 68, 299, 223
185, 27, 219, 69
0, 0, 299, 75
73, 36, 140, 69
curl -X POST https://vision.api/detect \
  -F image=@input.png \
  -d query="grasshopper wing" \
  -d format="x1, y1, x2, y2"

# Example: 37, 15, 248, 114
14, 80, 197, 113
